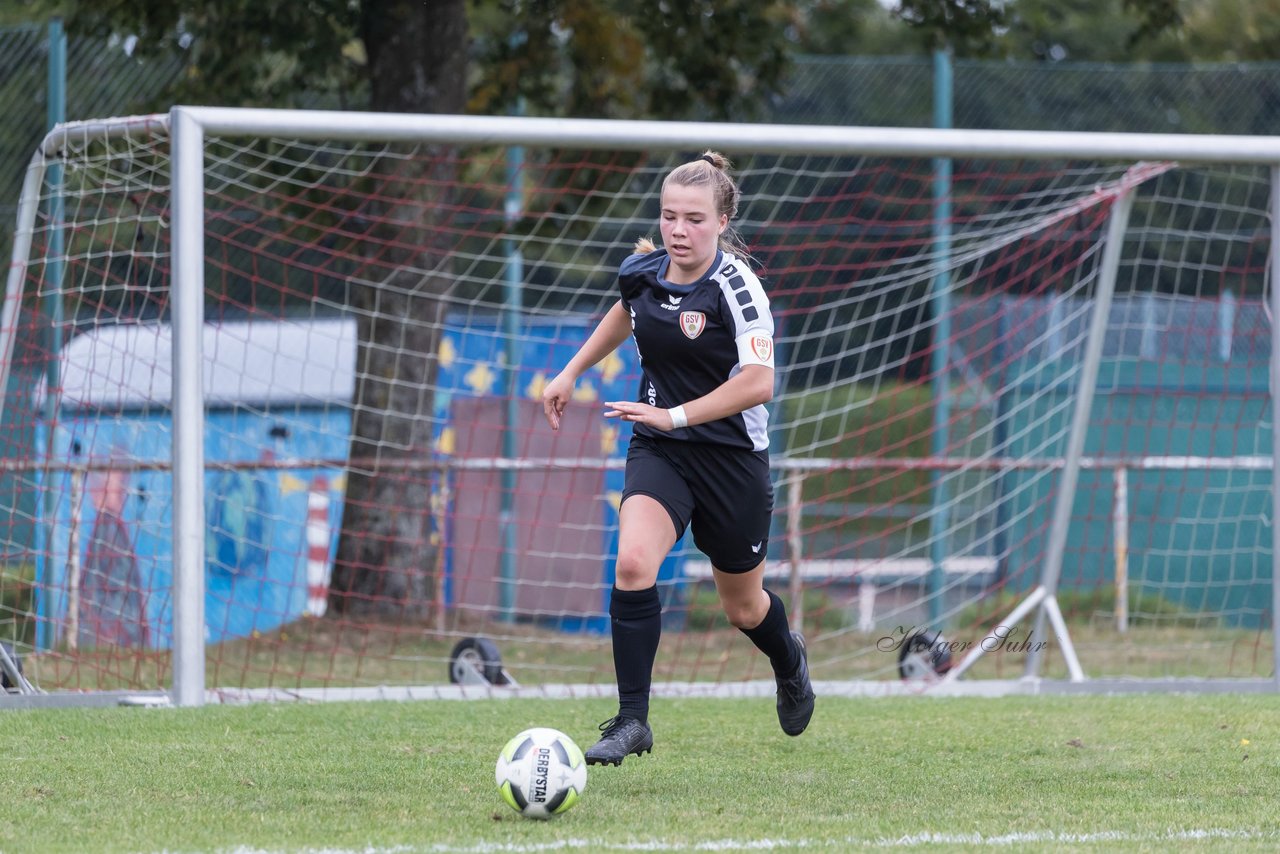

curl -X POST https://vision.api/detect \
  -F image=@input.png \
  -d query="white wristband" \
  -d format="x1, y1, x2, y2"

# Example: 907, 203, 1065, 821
667, 405, 688, 430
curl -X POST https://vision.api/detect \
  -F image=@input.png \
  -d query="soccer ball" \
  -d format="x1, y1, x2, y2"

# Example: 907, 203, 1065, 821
494, 727, 587, 819
897, 627, 954, 682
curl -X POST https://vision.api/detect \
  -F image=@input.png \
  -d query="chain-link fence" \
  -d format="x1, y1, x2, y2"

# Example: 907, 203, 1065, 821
0, 24, 184, 265
781, 55, 1280, 133
1, 24, 56, 260
7, 26, 1280, 227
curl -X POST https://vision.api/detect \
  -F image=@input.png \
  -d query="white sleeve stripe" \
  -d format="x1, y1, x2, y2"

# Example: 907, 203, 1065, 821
714, 255, 774, 341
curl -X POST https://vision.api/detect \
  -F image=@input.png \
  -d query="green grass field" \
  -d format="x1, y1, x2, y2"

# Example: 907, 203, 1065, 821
2, 692, 1277, 853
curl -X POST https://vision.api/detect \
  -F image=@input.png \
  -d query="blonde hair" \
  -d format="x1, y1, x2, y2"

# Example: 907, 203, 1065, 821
633, 150, 751, 260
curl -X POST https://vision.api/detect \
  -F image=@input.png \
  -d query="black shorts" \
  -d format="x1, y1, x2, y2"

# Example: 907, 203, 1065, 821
622, 433, 773, 572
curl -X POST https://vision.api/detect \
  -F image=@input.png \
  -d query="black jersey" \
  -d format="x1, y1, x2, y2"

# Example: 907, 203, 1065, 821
617, 248, 775, 451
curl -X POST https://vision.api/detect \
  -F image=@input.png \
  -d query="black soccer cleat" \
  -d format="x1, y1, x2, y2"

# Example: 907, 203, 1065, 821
776, 631, 816, 736
584, 715, 654, 766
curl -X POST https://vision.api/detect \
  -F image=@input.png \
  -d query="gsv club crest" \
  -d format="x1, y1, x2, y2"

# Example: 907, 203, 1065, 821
751, 335, 773, 363
680, 311, 706, 339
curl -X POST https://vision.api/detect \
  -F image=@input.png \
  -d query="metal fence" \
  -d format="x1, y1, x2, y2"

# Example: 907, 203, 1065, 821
0, 24, 184, 264
6, 23, 1280, 235
0, 24, 53, 261
780, 56, 1280, 134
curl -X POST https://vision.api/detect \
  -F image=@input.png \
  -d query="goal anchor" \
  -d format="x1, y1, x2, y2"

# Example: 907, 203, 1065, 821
947, 181, 1139, 686
0, 642, 34, 694
943, 584, 1084, 682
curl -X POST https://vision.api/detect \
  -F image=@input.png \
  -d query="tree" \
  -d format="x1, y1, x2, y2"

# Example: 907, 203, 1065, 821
1000, 0, 1184, 62
1177, 0, 1280, 62
894, 0, 1007, 55
56, 0, 467, 617
328, 1, 468, 616
42, 0, 816, 618
788, 0, 921, 56
61, 0, 364, 107
470, 0, 798, 121
879, 0, 1183, 61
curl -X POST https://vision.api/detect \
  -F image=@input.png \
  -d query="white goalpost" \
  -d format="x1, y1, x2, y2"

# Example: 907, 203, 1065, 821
3, 106, 1279, 707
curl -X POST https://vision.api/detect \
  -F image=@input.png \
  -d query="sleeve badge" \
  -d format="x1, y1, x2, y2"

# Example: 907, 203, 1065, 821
751, 335, 773, 363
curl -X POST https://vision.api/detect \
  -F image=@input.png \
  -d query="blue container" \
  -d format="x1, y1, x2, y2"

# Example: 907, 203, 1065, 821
35, 319, 353, 650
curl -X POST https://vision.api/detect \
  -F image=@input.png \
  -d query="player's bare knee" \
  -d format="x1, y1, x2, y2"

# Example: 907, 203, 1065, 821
614, 547, 658, 589
721, 600, 764, 629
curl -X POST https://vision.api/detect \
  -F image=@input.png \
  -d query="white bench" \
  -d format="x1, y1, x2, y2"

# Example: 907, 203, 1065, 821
680, 557, 997, 631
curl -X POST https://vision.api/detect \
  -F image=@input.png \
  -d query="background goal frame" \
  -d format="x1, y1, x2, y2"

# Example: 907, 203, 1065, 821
4, 106, 1280, 706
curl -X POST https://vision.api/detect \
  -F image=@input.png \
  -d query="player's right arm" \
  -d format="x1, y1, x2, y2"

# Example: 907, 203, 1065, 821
543, 299, 632, 430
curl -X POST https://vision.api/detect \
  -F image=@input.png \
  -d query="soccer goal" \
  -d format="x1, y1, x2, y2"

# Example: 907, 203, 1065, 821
2, 108, 1278, 707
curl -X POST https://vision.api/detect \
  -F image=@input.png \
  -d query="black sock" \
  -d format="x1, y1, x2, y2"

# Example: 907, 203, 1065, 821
609, 585, 662, 724
739, 589, 799, 677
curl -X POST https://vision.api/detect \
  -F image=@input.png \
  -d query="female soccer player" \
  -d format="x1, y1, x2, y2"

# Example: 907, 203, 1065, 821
541, 151, 815, 766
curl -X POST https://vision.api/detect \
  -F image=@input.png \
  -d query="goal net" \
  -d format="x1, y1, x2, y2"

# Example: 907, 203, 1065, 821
1, 110, 1276, 705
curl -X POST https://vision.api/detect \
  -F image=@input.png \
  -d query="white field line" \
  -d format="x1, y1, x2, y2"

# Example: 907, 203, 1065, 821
205, 677, 1278, 705
216, 827, 1277, 853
